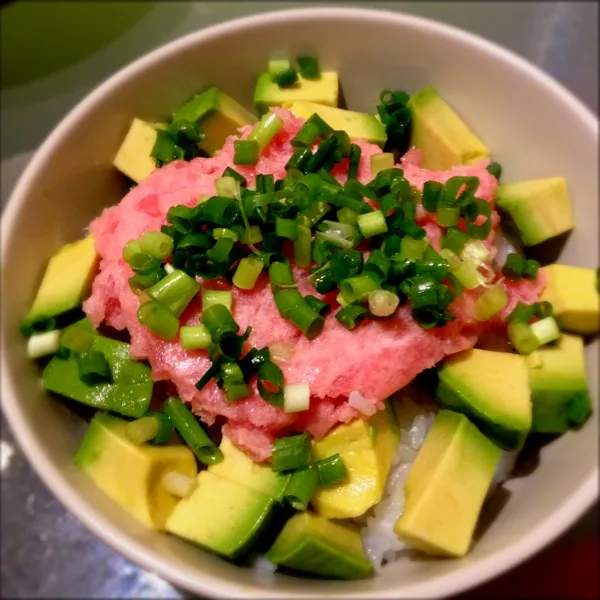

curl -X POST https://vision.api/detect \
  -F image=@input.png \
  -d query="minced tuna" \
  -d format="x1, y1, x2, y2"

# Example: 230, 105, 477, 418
84, 108, 544, 461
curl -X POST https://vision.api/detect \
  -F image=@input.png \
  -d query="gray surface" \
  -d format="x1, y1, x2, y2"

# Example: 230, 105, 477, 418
0, 2, 597, 598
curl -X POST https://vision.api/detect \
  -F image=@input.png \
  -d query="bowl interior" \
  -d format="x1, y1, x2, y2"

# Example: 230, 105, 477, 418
1, 8, 598, 598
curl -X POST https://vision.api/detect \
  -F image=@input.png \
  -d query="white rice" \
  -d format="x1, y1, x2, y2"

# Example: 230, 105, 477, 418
361, 390, 519, 571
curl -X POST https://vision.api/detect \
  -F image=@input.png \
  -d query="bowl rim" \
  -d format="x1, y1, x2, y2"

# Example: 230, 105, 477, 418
1, 6, 598, 598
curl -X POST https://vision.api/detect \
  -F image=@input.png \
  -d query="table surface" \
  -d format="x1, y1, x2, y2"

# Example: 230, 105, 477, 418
1, 2, 598, 598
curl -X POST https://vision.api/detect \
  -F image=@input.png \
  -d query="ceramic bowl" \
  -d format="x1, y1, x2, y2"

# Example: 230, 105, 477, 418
1, 7, 597, 598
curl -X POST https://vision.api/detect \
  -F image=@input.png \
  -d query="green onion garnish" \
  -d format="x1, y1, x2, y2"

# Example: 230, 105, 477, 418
163, 396, 223, 465
200, 303, 238, 343
399, 236, 428, 261
316, 453, 347, 486
568, 391, 592, 427
336, 207, 358, 226
422, 181, 443, 213
508, 321, 540, 355
213, 228, 239, 242
220, 361, 250, 402
368, 289, 400, 317
202, 289, 233, 311
283, 382, 311, 413
533, 301, 553, 319
286, 147, 312, 172
293, 224, 312, 268
283, 466, 319, 510
502, 253, 525, 280
240, 225, 263, 244
137, 300, 180, 340
126, 412, 174, 445
441, 227, 468, 255
271, 432, 312, 472
530, 316, 561, 346
75, 350, 112, 385
222, 166, 246, 186
257, 360, 285, 406
138, 231, 174, 260
123, 240, 155, 272
473, 285, 508, 321
296, 56, 320, 80
348, 144, 361, 179
27, 330, 61, 359
249, 111, 285, 151
146, 269, 200, 317
269, 58, 291, 78
291, 120, 321, 148
180, 325, 211, 350
523, 258, 541, 280
304, 296, 330, 317
486, 162, 502, 180
275, 217, 299, 240
506, 302, 534, 323
60, 326, 95, 354
340, 275, 381, 304
406, 275, 439, 309
233, 139, 260, 165
232, 256, 264, 290
336, 304, 369, 330
370, 153, 395, 177
272, 66, 299, 88
215, 175, 240, 199
357, 210, 388, 238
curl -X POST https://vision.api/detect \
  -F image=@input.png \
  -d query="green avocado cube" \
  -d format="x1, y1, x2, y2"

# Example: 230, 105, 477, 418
42, 319, 153, 418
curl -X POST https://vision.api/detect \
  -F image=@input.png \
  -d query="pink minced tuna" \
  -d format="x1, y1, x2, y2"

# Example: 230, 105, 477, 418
84, 107, 544, 461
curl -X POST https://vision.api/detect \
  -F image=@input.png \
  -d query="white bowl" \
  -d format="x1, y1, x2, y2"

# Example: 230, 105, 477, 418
1, 7, 598, 598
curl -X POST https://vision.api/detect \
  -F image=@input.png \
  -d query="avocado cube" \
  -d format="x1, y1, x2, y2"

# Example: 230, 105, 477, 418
42, 319, 153, 418
540, 264, 599, 334
266, 511, 372, 580
495, 178, 575, 246
529, 333, 592, 433
284, 101, 387, 147
208, 436, 290, 501
311, 401, 400, 519
113, 118, 160, 183
75, 413, 197, 530
436, 349, 532, 451
172, 87, 257, 155
394, 410, 501, 557
407, 86, 491, 170
254, 71, 339, 116
165, 470, 275, 559
24, 236, 98, 327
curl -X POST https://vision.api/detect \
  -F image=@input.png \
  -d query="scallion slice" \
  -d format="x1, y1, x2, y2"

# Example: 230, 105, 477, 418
249, 111, 285, 151
316, 453, 347, 486
400, 236, 428, 261
506, 302, 535, 323
137, 300, 180, 340
530, 316, 561, 346
283, 466, 319, 510
296, 56, 320, 79
202, 289, 233, 311
269, 58, 291, 78
348, 144, 361, 179
163, 396, 223, 465
138, 231, 174, 260
502, 253, 525, 280
233, 139, 260, 165
233, 256, 264, 290
357, 210, 388, 238
473, 285, 508, 321
368, 289, 400, 317
275, 217, 298, 240
126, 412, 174, 445
293, 225, 312, 268
340, 275, 381, 304
271, 432, 312, 472
27, 330, 61, 359
283, 383, 311, 413
336, 304, 369, 330
508, 321, 540, 355
162, 471, 197, 498
215, 175, 240, 199
336, 207, 358, 226
523, 258, 541, 280
200, 303, 238, 341
180, 325, 211, 350
272, 66, 299, 88
370, 153, 395, 177
452, 259, 485, 290
240, 225, 263, 244
213, 228, 239, 242
220, 361, 250, 402
147, 269, 200, 317
441, 227, 468, 255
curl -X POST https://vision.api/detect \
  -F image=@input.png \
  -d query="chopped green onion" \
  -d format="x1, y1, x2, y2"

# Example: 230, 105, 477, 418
75, 350, 112, 385
60, 326, 95, 353
486, 162, 502, 180
269, 261, 295, 291
284, 466, 319, 510
123, 241, 155, 272
137, 300, 180, 340
368, 289, 400, 317
506, 302, 534, 323
240, 225, 263, 244
336, 207, 358, 226
291, 121, 321, 148
296, 56, 320, 79
233, 256, 264, 290
422, 181, 443, 213
533, 301, 553, 319
502, 253, 525, 280
370, 153, 395, 177
129, 269, 165, 292
364, 250, 391, 282
272, 66, 298, 87
162, 471, 197, 498
474, 285, 508, 321
271, 432, 312, 472
400, 236, 428, 261
508, 321, 540, 355
336, 292, 349, 308
530, 316, 561, 346
357, 210, 388, 238
147, 269, 200, 317
222, 166, 246, 186
275, 217, 298, 240
202, 289, 233, 311
163, 396, 223, 465
441, 227, 468, 255
234, 139, 259, 165
256, 360, 284, 406
568, 391, 592, 427
452, 259, 484, 290
437, 203, 460, 227
315, 230, 354, 249
461, 240, 491, 266
180, 325, 211, 350
336, 304, 369, 330
293, 225, 312, 268
316, 453, 347, 486
523, 259, 541, 280
126, 412, 174, 445
220, 361, 250, 402
164, 263, 175, 275
348, 144, 361, 179
27, 330, 61, 359
465, 198, 492, 239
213, 228, 239, 242
286, 147, 312, 171
215, 175, 240, 199
275, 293, 324, 339
269, 58, 291, 78
206, 237, 234, 263
249, 112, 285, 151
340, 275, 381, 304
200, 303, 238, 342
138, 231, 174, 260
283, 382, 311, 413
406, 275, 439, 309
304, 296, 330, 316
